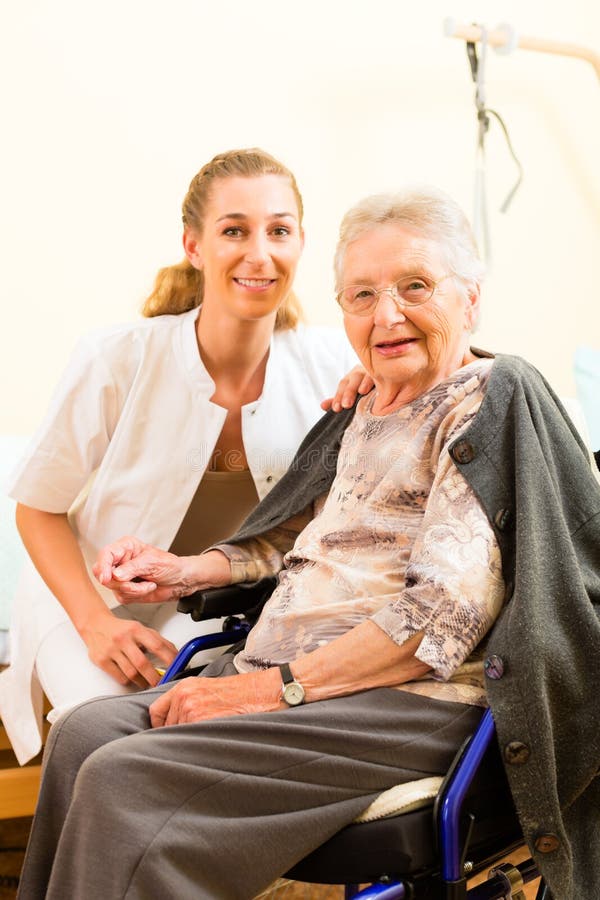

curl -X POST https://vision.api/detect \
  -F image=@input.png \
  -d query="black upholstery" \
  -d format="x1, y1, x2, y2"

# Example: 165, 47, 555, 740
286, 741, 521, 887
176, 576, 277, 623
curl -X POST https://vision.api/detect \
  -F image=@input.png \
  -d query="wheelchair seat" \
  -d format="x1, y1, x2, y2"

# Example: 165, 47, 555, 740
286, 739, 522, 889
165, 582, 546, 900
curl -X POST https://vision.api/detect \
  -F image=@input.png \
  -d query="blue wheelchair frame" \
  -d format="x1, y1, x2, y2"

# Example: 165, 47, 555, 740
160, 600, 548, 900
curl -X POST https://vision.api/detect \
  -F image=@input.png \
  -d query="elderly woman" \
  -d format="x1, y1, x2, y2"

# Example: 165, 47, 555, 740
18, 190, 600, 900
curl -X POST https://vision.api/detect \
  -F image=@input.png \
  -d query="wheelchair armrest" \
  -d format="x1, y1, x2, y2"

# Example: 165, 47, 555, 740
176, 576, 278, 622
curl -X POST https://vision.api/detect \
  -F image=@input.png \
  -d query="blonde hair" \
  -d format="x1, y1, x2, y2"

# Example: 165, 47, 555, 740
143, 148, 304, 330
334, 187, 485, 293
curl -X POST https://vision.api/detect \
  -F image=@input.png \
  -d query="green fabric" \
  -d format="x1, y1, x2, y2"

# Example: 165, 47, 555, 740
574, 345, 600, 449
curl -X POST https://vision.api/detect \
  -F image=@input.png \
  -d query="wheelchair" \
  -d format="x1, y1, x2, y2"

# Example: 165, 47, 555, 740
160, 578, 549, 900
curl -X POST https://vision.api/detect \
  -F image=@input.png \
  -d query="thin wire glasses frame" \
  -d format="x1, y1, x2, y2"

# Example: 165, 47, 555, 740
336, 273, 453, 316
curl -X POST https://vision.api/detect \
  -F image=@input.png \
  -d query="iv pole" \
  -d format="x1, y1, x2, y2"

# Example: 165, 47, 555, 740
443, 20, 598, 264
444, 19, 600, 82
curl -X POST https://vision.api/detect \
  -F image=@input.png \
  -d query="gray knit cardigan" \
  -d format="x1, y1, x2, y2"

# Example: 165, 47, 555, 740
228, 354, 600, 899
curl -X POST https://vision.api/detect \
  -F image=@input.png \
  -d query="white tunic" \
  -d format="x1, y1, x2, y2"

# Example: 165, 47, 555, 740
0, 308, 357, 763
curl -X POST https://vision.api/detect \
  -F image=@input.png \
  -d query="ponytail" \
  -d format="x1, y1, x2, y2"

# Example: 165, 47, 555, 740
275, 291, 304, 331
142, 259, 203, 318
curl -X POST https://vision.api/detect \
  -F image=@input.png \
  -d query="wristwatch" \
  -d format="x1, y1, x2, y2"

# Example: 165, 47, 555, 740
279, 662, 306, 706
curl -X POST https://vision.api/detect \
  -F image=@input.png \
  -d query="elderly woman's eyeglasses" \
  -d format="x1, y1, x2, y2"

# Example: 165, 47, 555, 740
336, 274, 452, 316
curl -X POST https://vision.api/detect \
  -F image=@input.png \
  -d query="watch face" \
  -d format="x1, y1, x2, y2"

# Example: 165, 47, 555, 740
283, 682, 305, 706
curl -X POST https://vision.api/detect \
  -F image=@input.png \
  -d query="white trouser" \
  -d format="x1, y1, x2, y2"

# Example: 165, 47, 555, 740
36, 602, 223, 723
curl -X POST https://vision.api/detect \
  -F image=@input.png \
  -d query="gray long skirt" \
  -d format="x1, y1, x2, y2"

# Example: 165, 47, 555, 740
18, 655, 484, 900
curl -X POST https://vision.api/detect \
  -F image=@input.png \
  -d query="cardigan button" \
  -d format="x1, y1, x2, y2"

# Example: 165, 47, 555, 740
504, 742, 530, 765
534, 834, 560, 853
494, 508, 513, 531
266, 475, 273, 483
450, 440, 476, 464
484, 655, 505, 679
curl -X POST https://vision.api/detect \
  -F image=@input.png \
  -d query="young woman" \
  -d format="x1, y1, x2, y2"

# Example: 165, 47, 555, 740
0, 148, 368, 764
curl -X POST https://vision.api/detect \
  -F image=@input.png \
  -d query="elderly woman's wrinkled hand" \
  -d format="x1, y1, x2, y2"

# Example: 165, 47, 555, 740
149, 668, 283, 727
93, 538, 231, 605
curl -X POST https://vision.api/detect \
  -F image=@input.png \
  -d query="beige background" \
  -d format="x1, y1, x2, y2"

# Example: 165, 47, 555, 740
2, 0, 599, 435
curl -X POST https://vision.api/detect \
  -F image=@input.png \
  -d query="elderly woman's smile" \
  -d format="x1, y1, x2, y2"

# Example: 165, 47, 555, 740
371, 336, 419, 357
338, 221, 480, 413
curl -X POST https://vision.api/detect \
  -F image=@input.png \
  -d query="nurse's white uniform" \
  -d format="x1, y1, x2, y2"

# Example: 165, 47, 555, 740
0, 308, 357, 763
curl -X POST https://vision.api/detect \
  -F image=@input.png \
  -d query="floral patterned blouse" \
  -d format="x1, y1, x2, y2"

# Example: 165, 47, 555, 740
220, 358, 505, 706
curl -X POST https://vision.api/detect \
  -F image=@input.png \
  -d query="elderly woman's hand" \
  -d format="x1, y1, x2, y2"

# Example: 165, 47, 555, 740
321, 365, 374, 412
93, 538, 231, 604
150, 622, 430, 729
149, 668, 283, 727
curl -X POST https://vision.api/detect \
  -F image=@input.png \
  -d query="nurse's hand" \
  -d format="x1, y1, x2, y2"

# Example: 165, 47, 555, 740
79, 609, 178, 688
321, 365, 374, 412
93, 538, 231, 605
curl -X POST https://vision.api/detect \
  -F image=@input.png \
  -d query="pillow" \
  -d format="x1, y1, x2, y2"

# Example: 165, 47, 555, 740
574, 346, 600, 451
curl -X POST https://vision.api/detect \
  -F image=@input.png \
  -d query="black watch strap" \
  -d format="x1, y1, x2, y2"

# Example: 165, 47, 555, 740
280, 662, 295, 685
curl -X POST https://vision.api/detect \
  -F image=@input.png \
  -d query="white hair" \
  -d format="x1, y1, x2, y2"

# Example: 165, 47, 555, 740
334, 186, 485, 295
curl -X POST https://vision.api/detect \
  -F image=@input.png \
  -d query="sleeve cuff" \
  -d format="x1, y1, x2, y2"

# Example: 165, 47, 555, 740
370, 606, 451, 681
209, 543, 275, 584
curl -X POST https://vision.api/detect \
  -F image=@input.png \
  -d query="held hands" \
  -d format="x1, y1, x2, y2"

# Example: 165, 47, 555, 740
321, 364, 374, 412
93, 536, 231, 605
149, 667, 283, 728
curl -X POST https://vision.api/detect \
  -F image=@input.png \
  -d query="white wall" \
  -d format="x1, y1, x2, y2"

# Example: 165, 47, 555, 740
2, 0, 599, 434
